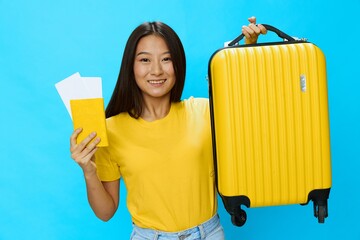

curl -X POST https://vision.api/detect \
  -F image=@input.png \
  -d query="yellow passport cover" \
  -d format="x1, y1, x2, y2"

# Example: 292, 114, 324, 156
70, 98, 108, 147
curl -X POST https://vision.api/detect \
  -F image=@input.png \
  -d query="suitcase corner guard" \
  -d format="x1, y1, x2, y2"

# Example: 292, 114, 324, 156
221, 195, 250, 227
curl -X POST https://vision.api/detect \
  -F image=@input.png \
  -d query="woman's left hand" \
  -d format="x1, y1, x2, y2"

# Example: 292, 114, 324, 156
242, 16, 267, 44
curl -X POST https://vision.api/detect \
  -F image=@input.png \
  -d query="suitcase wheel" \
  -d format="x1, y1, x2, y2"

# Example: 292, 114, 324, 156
314, 202, 328, 223
231, 208, 247, 227
307, 188, 330, 223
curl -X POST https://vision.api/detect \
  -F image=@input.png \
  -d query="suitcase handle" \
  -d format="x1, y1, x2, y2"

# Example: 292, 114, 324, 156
227, 24, 296, 46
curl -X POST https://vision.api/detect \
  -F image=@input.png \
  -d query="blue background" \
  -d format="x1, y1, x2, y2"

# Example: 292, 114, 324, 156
1, 0, 359, 239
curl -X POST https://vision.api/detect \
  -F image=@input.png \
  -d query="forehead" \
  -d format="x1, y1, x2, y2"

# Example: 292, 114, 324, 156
136, 35, 169, 53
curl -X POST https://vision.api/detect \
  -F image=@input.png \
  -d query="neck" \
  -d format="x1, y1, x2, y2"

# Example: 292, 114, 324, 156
141, 97, 172, 122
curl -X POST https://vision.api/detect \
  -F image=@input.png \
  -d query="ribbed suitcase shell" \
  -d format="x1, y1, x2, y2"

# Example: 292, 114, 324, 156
209, 42, 331, 223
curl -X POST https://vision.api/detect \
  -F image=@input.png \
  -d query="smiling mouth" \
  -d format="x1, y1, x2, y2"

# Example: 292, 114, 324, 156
148, 79, 166, 84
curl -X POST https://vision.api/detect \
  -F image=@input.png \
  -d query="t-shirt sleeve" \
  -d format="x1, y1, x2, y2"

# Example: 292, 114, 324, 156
188, 97, 210, 116
95, 146, 121, 181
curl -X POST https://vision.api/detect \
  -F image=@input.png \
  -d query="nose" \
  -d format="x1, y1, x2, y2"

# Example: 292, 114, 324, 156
150, 61, 163, 76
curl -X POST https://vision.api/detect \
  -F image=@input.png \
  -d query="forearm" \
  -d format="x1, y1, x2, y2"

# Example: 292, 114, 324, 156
84, 172, 117, 221
69, 129, 118, 221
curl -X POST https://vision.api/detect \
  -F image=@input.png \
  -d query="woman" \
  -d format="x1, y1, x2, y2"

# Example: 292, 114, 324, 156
70, 17, 266, 239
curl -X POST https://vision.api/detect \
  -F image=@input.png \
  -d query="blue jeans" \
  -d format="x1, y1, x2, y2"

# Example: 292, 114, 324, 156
130, 214, 225, 240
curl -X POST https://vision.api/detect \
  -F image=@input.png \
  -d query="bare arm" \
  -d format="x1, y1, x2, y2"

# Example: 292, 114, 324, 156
70, 128, 119, 221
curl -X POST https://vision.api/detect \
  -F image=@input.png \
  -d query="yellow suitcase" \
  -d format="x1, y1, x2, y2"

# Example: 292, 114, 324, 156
208, 25, 332, 226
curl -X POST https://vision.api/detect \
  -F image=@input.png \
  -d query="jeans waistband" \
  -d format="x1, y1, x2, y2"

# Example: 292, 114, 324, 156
132, 214, 220, 239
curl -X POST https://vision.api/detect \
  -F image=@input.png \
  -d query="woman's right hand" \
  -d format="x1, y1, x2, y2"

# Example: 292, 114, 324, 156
70, 128, 101, 176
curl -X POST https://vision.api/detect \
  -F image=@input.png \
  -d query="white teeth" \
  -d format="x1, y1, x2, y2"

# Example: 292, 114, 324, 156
148, 80, 165, 84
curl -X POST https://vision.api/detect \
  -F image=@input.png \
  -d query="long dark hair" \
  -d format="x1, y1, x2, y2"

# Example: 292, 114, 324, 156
105, 22, 186, 119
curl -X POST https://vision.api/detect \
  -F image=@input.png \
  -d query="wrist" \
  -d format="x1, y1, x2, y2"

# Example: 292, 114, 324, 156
245, 38, 257, 45
83, 169, 98, 180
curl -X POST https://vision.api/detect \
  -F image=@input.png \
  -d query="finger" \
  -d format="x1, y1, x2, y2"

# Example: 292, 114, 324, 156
242, 25, 253, 39
70, 131, 97, 155
257, 24, 267, 34
82, 145, 98, 163
248, 16, 256, 24
70, 128, 83, 148
77, 132, 98, 150
70, 136, 99, 163
75, 147, 98, 167
249, 24, 261, 35
89, 147, 98, 161
83, 137, 101, 155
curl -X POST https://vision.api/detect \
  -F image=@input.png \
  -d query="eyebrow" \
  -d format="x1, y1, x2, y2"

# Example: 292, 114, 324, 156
136, 51, 171, 56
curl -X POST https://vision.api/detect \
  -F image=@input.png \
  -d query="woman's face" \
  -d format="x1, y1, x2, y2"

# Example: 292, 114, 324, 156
133, 35, 176, 103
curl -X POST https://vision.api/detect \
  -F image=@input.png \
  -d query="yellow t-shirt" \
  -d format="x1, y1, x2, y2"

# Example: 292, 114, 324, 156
95, 97, 217, 231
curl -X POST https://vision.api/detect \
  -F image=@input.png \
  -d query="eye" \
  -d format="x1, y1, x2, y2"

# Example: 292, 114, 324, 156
162, 57, 172, 62
139, 58, 150, 62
